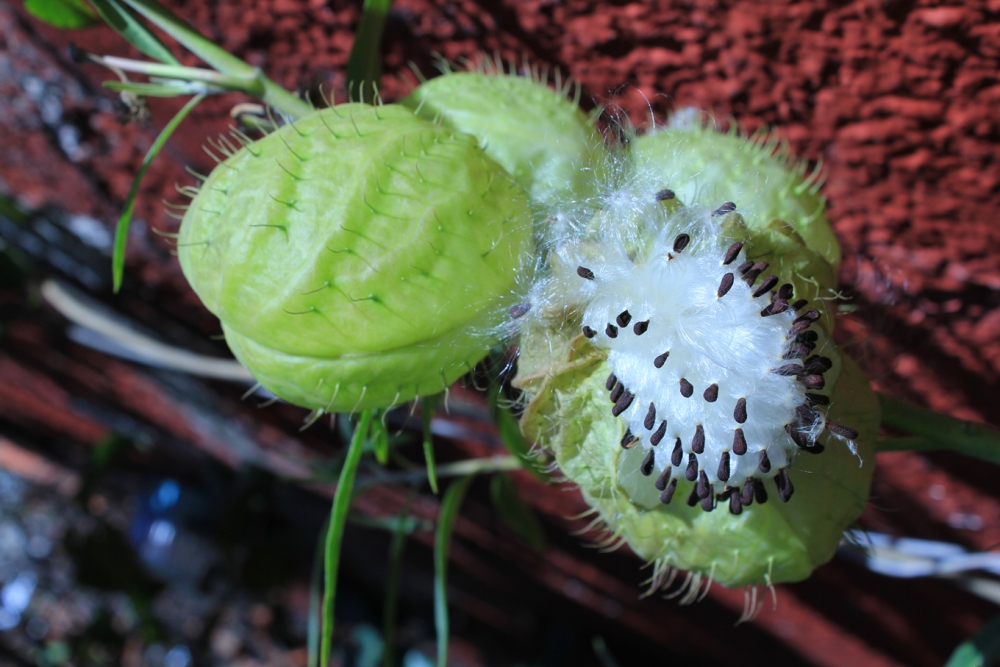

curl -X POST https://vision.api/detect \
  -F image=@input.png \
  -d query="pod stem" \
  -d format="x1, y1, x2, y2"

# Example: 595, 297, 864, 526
877, 392, 1000, 466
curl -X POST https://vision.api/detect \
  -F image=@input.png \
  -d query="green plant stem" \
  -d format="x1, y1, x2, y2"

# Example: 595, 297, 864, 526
945, 613, 1000, 667
877, 393, 1000, 466
321, 410, 374, 667
345, 0, 391, 104
100, 55, 263, 93
112, 93, 203, 292
422, 393, 441, 494
353, 456, 519, 491
434, 475, 474, 667
118, 0, 312, 117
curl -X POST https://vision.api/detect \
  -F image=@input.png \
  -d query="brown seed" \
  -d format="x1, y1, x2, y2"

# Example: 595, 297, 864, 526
616, 309, 632, 327
783, 343, 810, 359
806, 393, 830, 406
700, 494, 715, 512
758, 450, 771, 473
826, 421, 859, 439
691, 424, 705, 454
723, 242, 744, 265
686, 486, 700, 507
792, 299, 808, 311
718, 272, 735, 297
576, 266, 595, 280
712, 202, 737, 216
660, 478, 678, 504
741, 478, 756, 506
620, 428, 635, 448
606, 373, 618, 391
673, 234, 690, 252
717, 451, 731, 482
655, 466, 673, 491
737, 260, 754, 274
643, 402, 656, 430
798, 330, 819, 343
703, 383, 719, 402
653, 351, 670, 368
582, 326, 597, 338
776, 283, 794, 301
728, 488, 743, 515
697, 470, 711, 498
794, 309, 821, 325
784, 423, 810, 449
800, 374, 826, 390
640, 449, 655, 476
655, 188, 675, 201
609, 382, 624, 403
680, 378, 694, 397
773, 363, 803, 376
612, 389, 635, 417
685, 453, 698, 481
671, 438, 683, 466
755, 481, 769, 504
802, 442, 825, 454
650, 420, 668, 446
633, 320, 650, 335
804, 355, 833, 374
606, 323, 618, 338
509, 303, 531, 319
732, 428, 747, 455
734, 397, 747, 423
752, 275, 780, 298
776, 469, 794, 502
787, 320, 812, 339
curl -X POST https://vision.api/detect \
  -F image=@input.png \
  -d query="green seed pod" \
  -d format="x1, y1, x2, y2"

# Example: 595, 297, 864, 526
402, 70, 602, 206
179, 103, 532, 412
515, 128, 877, 590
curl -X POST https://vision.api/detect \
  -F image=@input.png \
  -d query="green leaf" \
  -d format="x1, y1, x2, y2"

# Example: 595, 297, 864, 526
422, 393, 441, 494
345, 0, 391, 104
877, 393, 1000, 466
24, 0, 98, 29
111, 93, 203, 292
489, 472, 546, 552
89, 0, 179, 64
946, 613, 1000, 667
321, 410, 374, 667
103, 79, 210, 96
434, 475, 474, 667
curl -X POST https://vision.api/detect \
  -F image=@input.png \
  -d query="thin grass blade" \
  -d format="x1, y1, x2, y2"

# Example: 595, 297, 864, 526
89, 0, 179, 64
321, 410, 374, 667
422, 393, 441, 494
382, 489, 417, 667
112, 93, 203, 292
434, 474, 474, 667
877, 393, 1000, 466
345, 0, 392, 104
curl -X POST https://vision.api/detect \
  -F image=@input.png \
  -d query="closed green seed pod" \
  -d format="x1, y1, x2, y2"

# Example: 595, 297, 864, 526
402, 72, 602, 206
179, 103, 532, 412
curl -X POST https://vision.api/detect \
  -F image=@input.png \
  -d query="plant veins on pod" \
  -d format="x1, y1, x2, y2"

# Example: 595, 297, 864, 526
514, 118, 879, 595
178, 103, 533, 413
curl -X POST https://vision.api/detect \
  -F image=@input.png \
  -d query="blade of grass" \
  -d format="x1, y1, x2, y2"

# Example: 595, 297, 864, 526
321, 409, 374, 667
488, 384, 549, 482
945, 613, 1000, 667
307, 515, 329, 667
489, 472, 546, 552
434, 474, 474, 667
422, 394, 441, 494
118, 0, 311, 117
25, 0, 98, 29
89, 0, 179, 64
112, 92, 203, 292
371, 413, 390, 465
345, 0, 391, 104
877, 393, 1000, 466
382, 489, 417, 667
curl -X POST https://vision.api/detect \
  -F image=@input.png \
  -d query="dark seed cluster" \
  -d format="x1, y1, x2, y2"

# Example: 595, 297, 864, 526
573, 199, 860, 516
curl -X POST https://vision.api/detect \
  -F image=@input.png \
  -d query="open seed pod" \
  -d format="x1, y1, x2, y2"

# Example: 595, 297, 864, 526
515, 125, 878, 589
179, 103, 532, 412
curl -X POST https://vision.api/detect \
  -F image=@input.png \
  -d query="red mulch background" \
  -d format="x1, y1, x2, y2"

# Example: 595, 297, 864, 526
2, 1, 1000, 666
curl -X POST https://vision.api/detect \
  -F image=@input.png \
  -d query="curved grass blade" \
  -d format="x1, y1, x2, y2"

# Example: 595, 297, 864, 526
382, 489, 417, 667
111, 93, 203, 292
945, 613, 1000, 667
307, 515, 329, 667
371, 412, 390, 465
346, 0, 392, 104
434, 474, 474, 667
878, 393, 1000, 466
321, 410, 374, 667
422, 393, 441, 494
89, 0, 179, 64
